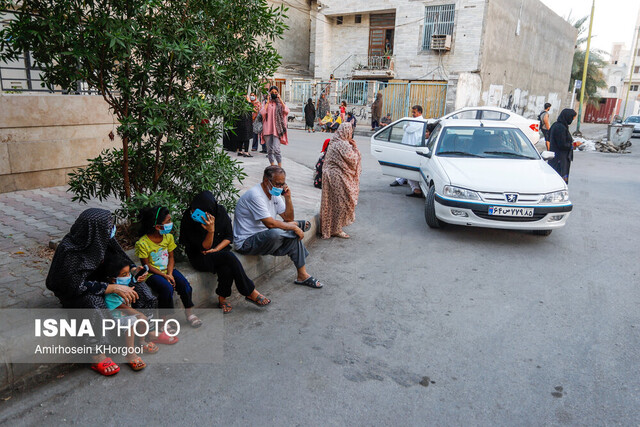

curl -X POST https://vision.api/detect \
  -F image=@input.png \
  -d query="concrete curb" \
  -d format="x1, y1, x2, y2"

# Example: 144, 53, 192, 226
0, 216, 320, 395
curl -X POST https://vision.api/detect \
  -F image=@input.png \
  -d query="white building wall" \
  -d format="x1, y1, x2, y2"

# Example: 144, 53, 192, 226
315, 0, 486, 81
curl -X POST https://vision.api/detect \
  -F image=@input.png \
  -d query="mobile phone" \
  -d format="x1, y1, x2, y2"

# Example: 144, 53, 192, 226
191, 208, 207, 224
134, 265, 149, 280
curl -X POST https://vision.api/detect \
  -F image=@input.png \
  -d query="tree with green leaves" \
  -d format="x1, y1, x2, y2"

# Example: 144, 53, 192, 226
0, 0, 287, 222
567, 14, 606, 102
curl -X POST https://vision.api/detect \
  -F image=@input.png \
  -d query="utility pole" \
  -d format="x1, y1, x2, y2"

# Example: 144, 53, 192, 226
623, 25, 640, 118
576, 0, 595, 134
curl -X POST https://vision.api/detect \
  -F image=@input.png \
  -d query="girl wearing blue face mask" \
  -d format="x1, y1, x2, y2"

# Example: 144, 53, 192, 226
136, 206, 201, 332
104, 256, 156, 371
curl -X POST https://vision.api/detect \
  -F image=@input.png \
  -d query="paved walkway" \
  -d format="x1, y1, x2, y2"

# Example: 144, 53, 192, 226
0, 153, 319, 309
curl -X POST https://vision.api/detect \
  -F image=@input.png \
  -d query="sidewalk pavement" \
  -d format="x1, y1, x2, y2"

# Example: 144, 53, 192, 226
0, 153, 320, 310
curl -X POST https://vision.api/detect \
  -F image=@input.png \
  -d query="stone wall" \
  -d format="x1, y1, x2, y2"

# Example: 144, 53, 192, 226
476, 0, 576, 119
0, 94, 120, 193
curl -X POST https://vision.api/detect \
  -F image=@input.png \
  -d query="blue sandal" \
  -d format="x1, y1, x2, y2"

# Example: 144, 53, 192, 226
294, 276, 323, 289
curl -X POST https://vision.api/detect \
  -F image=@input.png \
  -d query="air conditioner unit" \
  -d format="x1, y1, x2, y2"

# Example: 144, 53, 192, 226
431, 34, 452, 51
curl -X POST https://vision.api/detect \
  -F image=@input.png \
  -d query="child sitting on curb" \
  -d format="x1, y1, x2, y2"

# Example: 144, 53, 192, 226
136, 206, 202, 333
103, 257, 158, 371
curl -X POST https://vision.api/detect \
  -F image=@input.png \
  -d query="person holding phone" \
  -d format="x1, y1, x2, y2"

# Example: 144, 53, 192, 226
233, 166, 323, 289
136, 206, 200, 331
45, 208, 157, 376
259, 85, 289, 167
180, 191, 270, 314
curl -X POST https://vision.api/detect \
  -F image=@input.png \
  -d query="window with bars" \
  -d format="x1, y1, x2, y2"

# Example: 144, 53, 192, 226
422, 4, 455, 50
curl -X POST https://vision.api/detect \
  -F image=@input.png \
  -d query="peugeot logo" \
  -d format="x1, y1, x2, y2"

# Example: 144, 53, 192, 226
505, 193, 518, 203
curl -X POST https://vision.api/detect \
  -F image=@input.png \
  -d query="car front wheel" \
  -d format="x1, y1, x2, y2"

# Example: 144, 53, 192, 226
425, 185, 443, 228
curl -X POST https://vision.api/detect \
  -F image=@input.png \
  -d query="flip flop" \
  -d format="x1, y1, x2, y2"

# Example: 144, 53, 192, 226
296, 220, 311, 232
142, 341, 159, 354
245, 294, 271, 307
91, 357, 120, 376
333, 231, 350, 239
128, 356, 146, 371
294, 276, 323, 289
152, 331, 179, 345
218, 300, 233, 314
186, 314, 202, 328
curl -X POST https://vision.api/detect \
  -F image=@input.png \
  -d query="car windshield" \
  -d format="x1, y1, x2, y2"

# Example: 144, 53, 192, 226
625, 116, 640, 123
435, 127, 539, 159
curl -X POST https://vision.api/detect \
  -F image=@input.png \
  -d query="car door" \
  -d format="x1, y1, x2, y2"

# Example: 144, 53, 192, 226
371, 119, 427, 181
416, 123, 442, 193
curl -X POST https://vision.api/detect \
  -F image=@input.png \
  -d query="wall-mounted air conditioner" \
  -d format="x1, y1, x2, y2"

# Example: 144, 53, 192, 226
431, 34, 452, 51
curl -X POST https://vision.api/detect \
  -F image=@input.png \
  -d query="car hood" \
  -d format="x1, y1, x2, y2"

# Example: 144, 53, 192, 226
435, 157, 566, 193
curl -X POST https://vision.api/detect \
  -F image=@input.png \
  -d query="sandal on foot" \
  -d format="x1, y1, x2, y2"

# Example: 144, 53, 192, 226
246, 294, 271, 307
142, 341, 159, 354
333, 231, 350, 239
296, 220, 311, 232
128, 356, 146, 371
91, 357, 120, 376
294, 276, 323, 289
164, 323, 178, 335
152, 331, 179, 345
186, 314, 202, 328
218, 300, 233, 314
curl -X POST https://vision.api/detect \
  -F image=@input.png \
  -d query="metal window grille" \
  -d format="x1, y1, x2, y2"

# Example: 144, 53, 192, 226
422, 4, 455, 50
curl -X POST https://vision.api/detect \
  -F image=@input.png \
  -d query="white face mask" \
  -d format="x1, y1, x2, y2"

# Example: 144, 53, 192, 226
250, 96, 256, 101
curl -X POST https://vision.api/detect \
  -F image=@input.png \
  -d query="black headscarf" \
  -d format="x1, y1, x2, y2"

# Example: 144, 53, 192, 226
549, 108, 576, 153
46, 208, 132, 301
304, 98, 316, 125
180, 191, 233, 259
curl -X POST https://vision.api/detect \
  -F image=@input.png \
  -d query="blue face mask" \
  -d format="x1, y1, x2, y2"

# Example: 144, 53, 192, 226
110, 225, 116, 239
159, 223, 173, 235
115, 274, 132, 285
269, 180, 284, 197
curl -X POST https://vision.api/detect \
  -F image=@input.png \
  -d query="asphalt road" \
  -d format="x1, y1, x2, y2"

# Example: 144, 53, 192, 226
1, 129, 639, 425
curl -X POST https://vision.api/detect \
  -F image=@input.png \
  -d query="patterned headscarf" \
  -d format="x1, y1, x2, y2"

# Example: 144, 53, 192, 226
330, 121, 354, 144
46, 208, 131, 301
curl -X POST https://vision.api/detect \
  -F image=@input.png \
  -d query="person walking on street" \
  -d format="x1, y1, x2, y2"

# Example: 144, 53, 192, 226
320, 122, 362, 239
317, 93, 330, 128
371, 92, 383, 130
548, 108, 577, 184
539, 102, 552, 150
260, 86, 289, 166
247, 92, 262, 152
304, 98, 316, 133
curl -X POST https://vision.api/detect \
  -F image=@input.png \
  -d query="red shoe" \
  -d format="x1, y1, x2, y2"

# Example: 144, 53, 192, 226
91, 357, 120, 376
152, 331, 179, 345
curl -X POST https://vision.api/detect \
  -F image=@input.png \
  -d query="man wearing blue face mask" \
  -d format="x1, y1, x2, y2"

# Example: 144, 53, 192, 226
234, 166, 323, 288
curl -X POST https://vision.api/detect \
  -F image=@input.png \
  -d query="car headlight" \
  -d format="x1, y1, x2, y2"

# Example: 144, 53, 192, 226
541, 190, 569, 203
443, 185, 481, 201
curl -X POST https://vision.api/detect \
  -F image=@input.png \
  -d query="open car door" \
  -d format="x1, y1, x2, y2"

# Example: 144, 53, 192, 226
370, 119, 427, 181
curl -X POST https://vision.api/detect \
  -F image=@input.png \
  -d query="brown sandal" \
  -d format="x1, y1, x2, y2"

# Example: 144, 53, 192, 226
218, 300, 232, 314
128, 356, 146, 371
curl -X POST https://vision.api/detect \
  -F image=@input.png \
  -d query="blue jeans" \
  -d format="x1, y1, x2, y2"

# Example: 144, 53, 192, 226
145, 268, 194, 310
252, 133, 259, 150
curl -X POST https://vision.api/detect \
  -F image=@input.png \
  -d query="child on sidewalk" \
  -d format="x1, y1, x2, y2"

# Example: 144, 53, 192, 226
103, 257, 158, 371
136, 206, 202, 333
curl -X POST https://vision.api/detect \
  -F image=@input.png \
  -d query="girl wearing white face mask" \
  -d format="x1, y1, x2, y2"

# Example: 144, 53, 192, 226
247, 92, 263, 152
136, 206, 201, 332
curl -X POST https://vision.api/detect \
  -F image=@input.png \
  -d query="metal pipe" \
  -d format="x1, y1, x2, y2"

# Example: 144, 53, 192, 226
576, 0, 595, 133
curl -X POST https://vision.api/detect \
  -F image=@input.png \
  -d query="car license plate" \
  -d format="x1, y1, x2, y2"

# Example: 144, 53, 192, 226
488, 206, 534, 217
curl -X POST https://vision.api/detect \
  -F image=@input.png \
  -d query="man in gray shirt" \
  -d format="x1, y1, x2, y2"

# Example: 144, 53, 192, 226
234, 166, 323, 288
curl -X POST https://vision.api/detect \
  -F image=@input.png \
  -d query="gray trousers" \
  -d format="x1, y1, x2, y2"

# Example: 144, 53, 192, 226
264, 135, 282, 164
237, 228, 308, 269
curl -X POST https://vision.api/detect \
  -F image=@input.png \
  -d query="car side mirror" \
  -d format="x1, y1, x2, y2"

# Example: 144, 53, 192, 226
541, 151, 555, 161
416, 147, 430, 157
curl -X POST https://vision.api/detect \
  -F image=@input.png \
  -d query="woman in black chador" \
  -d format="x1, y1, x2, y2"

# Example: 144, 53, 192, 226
548, 108, 577, 184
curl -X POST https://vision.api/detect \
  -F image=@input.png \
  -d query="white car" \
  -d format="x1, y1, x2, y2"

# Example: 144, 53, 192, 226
623, 115, 640, 137
371, 118, 572, 235
441, 106, 540, 144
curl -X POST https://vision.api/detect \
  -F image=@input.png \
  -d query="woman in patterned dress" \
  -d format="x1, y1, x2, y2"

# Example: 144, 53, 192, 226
320, 122, 362, 239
